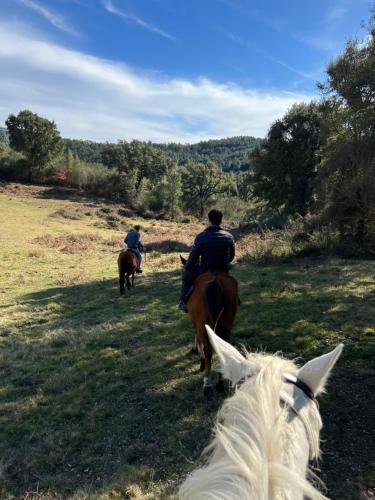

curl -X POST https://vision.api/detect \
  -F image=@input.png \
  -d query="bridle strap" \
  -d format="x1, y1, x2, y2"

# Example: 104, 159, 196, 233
283, 373, 319, 408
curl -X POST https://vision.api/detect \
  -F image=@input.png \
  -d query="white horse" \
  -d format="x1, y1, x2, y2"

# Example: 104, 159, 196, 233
179, 325, 343, 500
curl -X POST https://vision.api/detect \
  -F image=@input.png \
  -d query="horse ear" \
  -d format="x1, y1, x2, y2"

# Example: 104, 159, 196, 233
297, 344, 343, 396
180, 255, 187, 266
205, 325, 250, 385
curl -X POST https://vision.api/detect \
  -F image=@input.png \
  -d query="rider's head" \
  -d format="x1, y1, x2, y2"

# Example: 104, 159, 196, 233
134, 224, 141, 232
208, 209, 223, 226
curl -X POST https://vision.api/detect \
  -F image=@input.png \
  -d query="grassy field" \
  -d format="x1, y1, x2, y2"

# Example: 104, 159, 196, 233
0, 183, 374, 499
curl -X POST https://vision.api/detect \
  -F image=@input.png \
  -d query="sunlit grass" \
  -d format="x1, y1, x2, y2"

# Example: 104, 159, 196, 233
0, 184, 374, 499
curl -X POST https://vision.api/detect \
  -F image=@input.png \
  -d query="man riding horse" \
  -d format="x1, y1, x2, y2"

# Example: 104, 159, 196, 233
179, 209, 235, 312
124, 224, 144, 273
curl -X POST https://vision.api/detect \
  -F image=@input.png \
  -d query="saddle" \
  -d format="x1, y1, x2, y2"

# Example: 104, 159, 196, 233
185, 271, 229, 302
124, 248, 140, 264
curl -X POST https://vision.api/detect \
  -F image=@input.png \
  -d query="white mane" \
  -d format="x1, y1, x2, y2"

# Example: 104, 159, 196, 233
179, 332, 343, 500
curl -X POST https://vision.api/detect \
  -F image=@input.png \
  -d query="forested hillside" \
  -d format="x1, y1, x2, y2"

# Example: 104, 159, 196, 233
63, 136, 262, 171
3, 127, 261, 172
155, 136, 262, 171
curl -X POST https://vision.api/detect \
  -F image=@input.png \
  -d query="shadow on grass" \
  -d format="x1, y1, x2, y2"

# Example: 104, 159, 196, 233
0, 261, 374, 498
146, 240, 191, 254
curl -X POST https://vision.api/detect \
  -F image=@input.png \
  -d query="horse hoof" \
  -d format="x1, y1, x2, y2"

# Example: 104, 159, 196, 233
199, 359, 206, 372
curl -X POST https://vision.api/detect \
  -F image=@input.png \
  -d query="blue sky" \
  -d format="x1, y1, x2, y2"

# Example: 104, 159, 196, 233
0, 0, 370, 142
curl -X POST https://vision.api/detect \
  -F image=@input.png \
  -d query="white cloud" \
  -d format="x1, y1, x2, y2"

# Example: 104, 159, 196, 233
102, 0, 176, 42
327, 5, 348, 22
294, 32, 340, 53
19, 0, 78, 36
0, 22, 313, 143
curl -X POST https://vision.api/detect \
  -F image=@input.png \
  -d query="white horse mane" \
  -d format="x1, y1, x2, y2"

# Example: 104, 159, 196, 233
180, 330, 343, 500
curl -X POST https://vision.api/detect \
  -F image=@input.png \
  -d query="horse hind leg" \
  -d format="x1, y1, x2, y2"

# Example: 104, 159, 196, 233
119, 270, 125, 294
131, 272, 135, 288
126, 275, 131, 290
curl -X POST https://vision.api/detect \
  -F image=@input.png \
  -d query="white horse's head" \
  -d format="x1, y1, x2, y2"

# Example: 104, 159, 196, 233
179, 326, 343, 500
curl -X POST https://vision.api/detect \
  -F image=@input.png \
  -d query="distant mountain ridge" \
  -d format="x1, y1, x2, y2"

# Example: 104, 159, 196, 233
64, 135, 262, 171
1, 126, 262, 171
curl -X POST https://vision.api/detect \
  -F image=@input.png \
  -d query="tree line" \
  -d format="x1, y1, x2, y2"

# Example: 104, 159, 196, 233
0, 9, 374, 252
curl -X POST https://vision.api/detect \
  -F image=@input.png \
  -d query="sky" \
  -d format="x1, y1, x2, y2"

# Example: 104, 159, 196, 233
0, 0, 371, 143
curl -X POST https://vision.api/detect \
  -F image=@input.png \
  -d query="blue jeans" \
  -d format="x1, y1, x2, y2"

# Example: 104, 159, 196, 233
128, 248, 142, 269
180, 265, 203, 304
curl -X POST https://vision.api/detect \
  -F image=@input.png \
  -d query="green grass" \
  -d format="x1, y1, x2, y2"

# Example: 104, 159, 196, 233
0, 184, 374, 499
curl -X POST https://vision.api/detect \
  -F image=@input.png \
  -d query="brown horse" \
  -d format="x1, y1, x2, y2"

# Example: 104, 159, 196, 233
181, 257, 239, 393
118, 250, 138, 294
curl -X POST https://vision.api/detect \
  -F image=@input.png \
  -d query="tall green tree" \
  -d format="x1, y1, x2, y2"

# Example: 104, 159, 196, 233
250, 103, 322, 216
315, 26, 375, 245
181, 161, 230, 217
6, 110, 63, 182
102, 140, 172, 193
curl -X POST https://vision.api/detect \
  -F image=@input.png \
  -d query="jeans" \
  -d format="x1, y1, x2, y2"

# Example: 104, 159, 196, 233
127, 247, 142, 269
179, 265, 203, 304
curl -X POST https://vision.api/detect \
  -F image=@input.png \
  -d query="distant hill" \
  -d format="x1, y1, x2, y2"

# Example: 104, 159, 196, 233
155, 136, 262, 171
2, 126, 262, 171
64, 136, 263, 171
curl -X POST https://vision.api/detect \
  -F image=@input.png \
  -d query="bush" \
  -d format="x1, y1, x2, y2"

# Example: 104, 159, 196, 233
0, 146, 27, 181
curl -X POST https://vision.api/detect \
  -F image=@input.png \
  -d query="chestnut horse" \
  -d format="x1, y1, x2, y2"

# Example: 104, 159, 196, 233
118, 250, 138, 294
181, 257, 239, 393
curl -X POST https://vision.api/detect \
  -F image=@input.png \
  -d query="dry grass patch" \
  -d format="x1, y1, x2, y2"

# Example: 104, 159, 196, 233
33, 233, 103, 254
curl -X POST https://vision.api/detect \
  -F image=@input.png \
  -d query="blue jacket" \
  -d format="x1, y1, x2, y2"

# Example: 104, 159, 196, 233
125, 230, 143, 250
185, 226, 235, 272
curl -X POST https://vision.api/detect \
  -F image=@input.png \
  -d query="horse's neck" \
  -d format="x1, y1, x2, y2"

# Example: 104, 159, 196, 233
180, 358, 324, 500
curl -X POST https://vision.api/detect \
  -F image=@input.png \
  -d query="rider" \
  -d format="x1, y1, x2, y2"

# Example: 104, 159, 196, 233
124, 224, 144, 273
179, 209, 235, 312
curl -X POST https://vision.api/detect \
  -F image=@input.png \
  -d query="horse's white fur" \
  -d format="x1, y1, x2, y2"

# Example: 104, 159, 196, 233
179, 326, 343, 500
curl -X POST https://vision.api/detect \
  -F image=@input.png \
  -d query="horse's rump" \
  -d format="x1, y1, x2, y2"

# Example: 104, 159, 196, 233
203, 273, 238, 339
118, 250, 138, 273
118, 250, 138, 294
188, 272, 238, 341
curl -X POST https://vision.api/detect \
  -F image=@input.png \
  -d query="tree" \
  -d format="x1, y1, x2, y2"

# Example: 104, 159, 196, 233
102, 140, 172, 193
6, 110, 63, 182
0, 127, 8, 145
181, 161, 230, 217
236, 170, 253, 201
250, 103, 322, 216
151, 165, 182, 216
315, 26, 375, 246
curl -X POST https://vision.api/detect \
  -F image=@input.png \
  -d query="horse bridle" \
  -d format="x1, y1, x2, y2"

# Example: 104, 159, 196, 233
281, 373, 320, 468
283, 373, 319, 408
236, 371, 320, 466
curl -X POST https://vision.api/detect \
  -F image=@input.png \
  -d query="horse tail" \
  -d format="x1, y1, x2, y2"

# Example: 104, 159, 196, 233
205, 279, 225, 335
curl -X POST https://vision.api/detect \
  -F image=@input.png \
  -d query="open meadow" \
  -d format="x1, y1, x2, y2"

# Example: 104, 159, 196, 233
0, 184, 374, 499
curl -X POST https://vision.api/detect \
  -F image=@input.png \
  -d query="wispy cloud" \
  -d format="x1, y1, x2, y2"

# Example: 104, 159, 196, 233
293, 32, 340, 53
219, 0, 287, 33
102, 0, 176, 42
19, 0, 78, 36
327, 5, 348, 22
223, 31, 319, 80
0, 22, 312, 142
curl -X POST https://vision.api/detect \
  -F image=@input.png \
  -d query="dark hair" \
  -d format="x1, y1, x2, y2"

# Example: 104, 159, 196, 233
208, 209, 223, 226
134, 224, 141, 231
